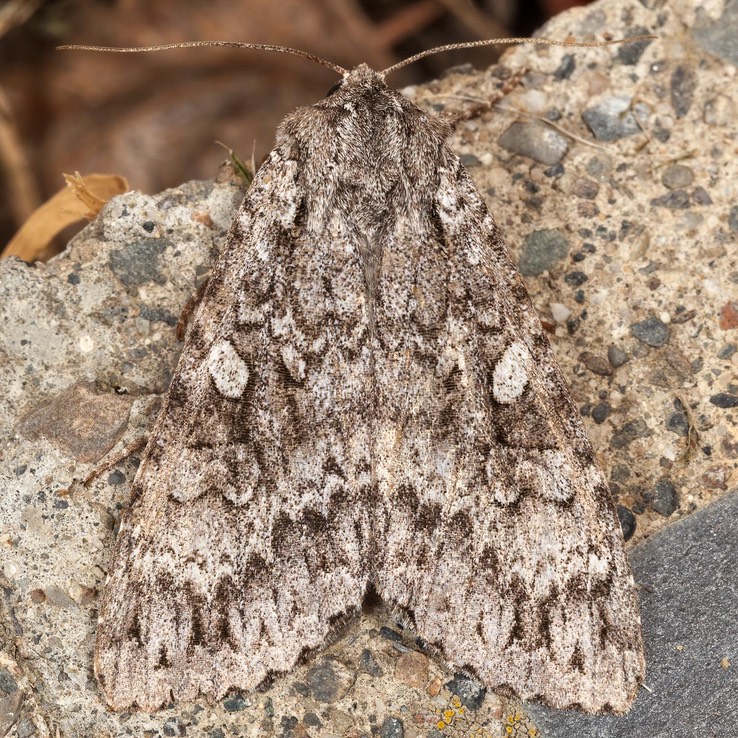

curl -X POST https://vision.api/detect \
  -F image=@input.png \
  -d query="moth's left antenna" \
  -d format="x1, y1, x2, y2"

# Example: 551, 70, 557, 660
57, 41, 348, 76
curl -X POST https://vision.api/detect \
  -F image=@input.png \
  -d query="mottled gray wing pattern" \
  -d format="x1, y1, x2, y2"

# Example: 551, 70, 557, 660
96, 65, 643, 715
372, 150, 644, 714
94, 147, 374, 711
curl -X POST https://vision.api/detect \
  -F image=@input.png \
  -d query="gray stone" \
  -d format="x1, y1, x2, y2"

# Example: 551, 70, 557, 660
554, 54, 576, 80
582, 96, 641, 141
592, 402, 611, 423
445, 673, 485, 710
709, 393, 738, 409
703, 94, 735, 126
630, 317, 669, 347
616, 27, 653, 64
610, 418, 652, 449
528, 491, 738, 736
106, 469, 127, 485
0, 669, 18, 695
459, 153, 481, 167
650, 189, 691, 209
163, 717, 186, 736
518, 229, 569, 276
498, 121, 569, 165
572, 178, 600, 199
380, 716, 405, 738
222, 693, 248, 712
607, 346, 629, 368
578, 351, 612, 377
694, 0, 738, 65
305, 658, 356, 703
670, 65, 697, 119
616, 505, 636, 541
647, 478, 679, 517
661, 164, 694, 189
666, 411, 690, 437
359, 648, 384, 677
692, 186, 713, 205
303, 712, 321, 727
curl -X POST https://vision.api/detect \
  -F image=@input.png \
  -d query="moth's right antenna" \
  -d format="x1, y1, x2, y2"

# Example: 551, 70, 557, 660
57, 41, 348, 76
382, 34, 656, 76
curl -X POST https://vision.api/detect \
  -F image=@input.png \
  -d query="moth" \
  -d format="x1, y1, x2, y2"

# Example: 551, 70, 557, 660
72, 37, 647, 714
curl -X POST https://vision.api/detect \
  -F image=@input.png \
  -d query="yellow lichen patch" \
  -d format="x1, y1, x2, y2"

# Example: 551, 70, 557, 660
504, 706, 539, 737
430, 696, 496, 737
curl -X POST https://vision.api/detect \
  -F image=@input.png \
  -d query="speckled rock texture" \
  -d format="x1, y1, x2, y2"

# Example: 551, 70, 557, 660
0, 0, 736, 735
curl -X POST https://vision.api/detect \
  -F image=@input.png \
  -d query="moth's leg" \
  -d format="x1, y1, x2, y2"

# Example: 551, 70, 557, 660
442, 67, 527, 127
175, 277, 210, 341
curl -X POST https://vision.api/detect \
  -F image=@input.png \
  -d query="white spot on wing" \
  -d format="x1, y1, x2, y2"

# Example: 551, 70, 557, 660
207, 340, 249, 398
492, 341, 530, 403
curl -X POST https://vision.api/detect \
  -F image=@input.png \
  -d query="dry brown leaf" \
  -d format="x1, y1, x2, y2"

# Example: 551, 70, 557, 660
2, 172, 129, 262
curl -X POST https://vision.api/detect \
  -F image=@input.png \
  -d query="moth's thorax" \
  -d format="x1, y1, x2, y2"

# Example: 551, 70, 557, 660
276, 63, 453, 225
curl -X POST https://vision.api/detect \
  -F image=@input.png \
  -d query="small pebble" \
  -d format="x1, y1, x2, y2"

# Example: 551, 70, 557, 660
518, 229, 569, 276
572, 178, 600, 200
578, 351, 612, 377
666, 411, 690, 437
459, 153, 481, 168
445, 673, 485, 710
670, 65, 696, 119
661, 164, 694, 190
692, 186, 713, 205
693, 1, 738, 65
703, 94, 735, 126
718, 302, 738, 330
607, 345, 629, 368
617, 28, 653, 65
380, 716, 405, 738
650, 190, 691, 209
554, 54, 576, 80
631, 317, 669, 347
162, 717, 185, 736
592, 402, 612, 423
223, 693, 249, 712
304, 713, 321, 728
582, 96, 640, 140
0, 669, 18, 694
565, 271, 588, 287
107, 470, 126, 485
610, 418, 651, 449
395, 650, 428, 688
306, 659, 356, 703
616, 505, 637, 541
648, 478, 679, 517
543, 163, 564, 177
550, 303, 572, 323
359, 648, 383, 677
498, 121, 569, 165
709, 393, 738, 409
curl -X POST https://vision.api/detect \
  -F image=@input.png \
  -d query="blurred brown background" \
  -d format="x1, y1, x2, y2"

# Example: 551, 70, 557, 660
0, 0, 592, 251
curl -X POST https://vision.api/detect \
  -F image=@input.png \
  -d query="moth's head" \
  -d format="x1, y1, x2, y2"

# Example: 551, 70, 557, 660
324, 64, 387, 100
